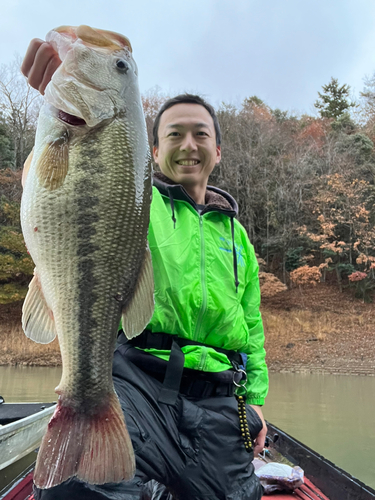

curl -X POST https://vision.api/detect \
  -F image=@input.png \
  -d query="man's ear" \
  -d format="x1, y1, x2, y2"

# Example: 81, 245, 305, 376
215, 145, 221, 164
153, 146, 159, 164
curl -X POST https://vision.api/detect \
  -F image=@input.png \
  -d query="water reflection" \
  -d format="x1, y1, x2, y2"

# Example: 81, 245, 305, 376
1, 366, 374, 489
0, 365, 61, 403
264, 372, 375, 489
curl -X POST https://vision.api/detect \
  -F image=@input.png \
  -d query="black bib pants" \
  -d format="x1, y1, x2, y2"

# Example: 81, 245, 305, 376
33, 344, 264, 500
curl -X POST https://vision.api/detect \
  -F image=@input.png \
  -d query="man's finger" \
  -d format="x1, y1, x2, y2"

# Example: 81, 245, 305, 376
253, 436, 264, 456
253, 442, 263, 456
254, 434, 265, 456
21, 38, 45, 77
39, 54, 62, 95
26, 42, 60, 92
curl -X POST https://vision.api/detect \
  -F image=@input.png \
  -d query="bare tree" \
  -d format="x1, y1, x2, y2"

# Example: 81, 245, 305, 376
0, 55, 42, 170
142, 86, 169, 153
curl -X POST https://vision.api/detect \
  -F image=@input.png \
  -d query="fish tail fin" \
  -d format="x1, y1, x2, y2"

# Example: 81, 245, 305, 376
34, 393, 135, 489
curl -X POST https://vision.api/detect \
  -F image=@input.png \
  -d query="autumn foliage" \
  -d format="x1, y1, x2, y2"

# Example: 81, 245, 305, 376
2, 70, 375, 303
290, 266, 322, 287
258, 272, 287, 298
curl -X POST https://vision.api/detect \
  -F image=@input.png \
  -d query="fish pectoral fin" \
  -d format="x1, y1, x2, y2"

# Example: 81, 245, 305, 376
22, 271, 57, 344
36, 134, 69, 191
22, 147, 34, 187
122, 247, 154, 339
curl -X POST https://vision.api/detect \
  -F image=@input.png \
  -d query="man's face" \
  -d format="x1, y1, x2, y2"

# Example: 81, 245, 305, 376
153, 103, 221, 189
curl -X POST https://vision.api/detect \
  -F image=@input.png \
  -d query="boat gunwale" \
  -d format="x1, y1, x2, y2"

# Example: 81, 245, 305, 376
266, 421, 375, 500
0, 404, 56, 437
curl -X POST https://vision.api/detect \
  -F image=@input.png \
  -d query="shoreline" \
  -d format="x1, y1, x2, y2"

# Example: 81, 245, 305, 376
268, 365, 375, 376
1, 358, 374, 377
2, 284, 375, 377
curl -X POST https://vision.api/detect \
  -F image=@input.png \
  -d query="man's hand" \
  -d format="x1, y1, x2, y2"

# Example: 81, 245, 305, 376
21, 38, 61, 95
249, 405, 267, 456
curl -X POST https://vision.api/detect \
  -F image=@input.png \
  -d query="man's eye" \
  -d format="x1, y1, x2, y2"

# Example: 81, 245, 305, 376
197, 131, 208, 136
168, 132, 180, 137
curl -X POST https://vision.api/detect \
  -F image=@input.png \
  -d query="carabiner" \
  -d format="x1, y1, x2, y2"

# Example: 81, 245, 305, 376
233, 369, 247, 388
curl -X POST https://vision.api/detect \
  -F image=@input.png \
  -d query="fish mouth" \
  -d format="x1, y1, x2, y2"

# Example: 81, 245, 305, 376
58, 110, 87, 126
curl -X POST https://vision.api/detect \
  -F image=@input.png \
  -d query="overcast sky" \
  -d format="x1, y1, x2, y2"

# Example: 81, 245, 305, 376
1, 0, 375, 114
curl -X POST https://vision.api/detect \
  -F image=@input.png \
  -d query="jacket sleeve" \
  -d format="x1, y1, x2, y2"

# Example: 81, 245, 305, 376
240, 236, 269, 406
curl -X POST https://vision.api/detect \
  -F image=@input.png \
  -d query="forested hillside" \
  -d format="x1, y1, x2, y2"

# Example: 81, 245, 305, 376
2, 59, 375, 304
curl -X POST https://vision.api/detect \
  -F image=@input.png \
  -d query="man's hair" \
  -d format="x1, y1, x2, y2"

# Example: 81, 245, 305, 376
152, 94, 222, 147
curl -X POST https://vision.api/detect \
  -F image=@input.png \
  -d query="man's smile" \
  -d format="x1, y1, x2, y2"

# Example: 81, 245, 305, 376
175, 160, 201, 166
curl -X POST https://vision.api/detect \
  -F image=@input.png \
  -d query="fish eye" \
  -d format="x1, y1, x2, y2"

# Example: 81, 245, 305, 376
116, 59, 129, 73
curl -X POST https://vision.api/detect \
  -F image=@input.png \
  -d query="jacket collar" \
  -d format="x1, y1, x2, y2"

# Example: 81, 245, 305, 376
153, 171, 238, 217
153, 171, 240, 292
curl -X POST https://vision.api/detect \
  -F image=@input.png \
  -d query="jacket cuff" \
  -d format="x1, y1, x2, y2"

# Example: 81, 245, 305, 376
246, 397, 265, 406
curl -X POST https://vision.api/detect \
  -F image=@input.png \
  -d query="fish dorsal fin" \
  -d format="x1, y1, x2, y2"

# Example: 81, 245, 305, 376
122, 247, 154, 339
37, 135, 69, 191
76, 25, 129, 51
22, 271, 56, 344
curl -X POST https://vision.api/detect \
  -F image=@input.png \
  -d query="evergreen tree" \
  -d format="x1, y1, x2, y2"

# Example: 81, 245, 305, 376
314, 77, 355, 119
243, 95, 265, 107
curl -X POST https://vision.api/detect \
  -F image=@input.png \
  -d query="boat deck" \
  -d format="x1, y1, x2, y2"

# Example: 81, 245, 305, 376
2, 407, 375, 500
4, 474, 330, 500
262, 477, 330, 499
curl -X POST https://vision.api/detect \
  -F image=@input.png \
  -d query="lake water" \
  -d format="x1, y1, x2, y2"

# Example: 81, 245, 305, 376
1, 367, 374, 489
264, 372, 375, 490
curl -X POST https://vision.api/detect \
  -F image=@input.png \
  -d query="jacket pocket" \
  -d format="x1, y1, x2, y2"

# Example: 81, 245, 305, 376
177, 398, 204, 463
124, 412, 150, 453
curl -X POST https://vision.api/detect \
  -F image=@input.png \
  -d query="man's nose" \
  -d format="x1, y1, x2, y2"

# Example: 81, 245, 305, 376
180, 133, 197, 152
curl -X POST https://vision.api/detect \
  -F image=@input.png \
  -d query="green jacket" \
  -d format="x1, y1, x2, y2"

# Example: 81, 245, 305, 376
138, 173, 268, 406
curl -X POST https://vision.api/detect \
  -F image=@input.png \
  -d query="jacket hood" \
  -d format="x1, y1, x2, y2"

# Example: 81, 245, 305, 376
153, 171, 238, 217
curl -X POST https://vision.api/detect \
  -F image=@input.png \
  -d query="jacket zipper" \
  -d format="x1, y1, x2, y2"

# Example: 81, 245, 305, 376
198, 347, 208, 371
194, 215, 207, 342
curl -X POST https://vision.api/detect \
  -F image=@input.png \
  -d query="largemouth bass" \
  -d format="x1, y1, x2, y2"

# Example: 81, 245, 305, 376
20, 25, 153, 489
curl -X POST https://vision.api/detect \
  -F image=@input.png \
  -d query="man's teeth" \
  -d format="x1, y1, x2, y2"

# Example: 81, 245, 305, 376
177, 160, 200, 166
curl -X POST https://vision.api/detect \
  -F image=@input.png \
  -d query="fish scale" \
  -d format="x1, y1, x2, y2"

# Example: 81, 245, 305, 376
51, 120, 147, 398
20, 25, 153, 488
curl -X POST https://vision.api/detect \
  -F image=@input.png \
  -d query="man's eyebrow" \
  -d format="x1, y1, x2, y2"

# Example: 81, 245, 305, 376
166, 123, 210, 129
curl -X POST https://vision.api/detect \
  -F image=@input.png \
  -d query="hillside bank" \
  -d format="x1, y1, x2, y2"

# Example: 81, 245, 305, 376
263, 284, 375, 376
1, 283, 374, 375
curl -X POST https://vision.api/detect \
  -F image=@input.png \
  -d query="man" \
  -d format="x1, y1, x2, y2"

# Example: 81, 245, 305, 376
22, 39, 268, 500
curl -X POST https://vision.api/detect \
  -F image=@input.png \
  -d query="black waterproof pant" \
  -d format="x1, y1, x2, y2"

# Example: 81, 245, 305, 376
33, 345, 264, 500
